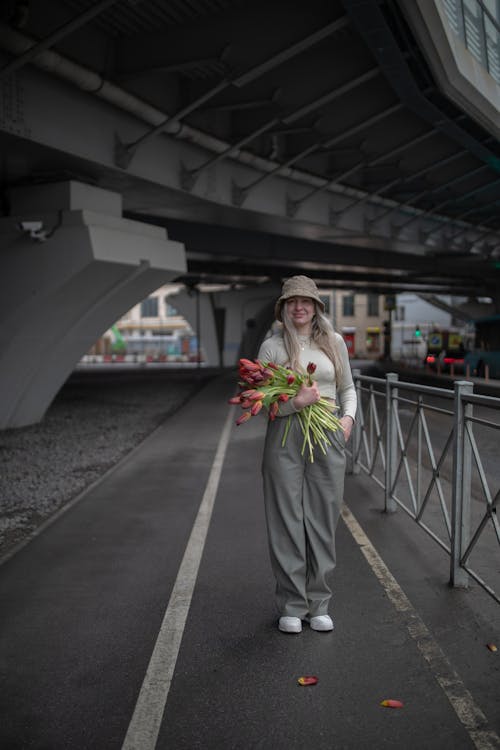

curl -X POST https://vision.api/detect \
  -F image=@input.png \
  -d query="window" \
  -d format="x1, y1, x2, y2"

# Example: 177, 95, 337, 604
165, 299, 179, 316
342, 294, 355, 316
367, 294, 379, 317
395, 306, 405, 322
141, 297, 158, 317
319, 294, 330, 315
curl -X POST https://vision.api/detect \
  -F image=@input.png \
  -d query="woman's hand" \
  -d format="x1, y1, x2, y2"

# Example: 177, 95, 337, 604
292, 382, 321, 410
340, 415, 354, 442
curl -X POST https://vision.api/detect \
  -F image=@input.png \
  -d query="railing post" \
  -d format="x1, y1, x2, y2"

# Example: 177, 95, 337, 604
450, 380, 473, 588
385, 373, 398, 513
347, 368, 361, 475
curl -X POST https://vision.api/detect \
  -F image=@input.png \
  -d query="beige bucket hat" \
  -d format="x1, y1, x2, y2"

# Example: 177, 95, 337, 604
275, 275, 325, 321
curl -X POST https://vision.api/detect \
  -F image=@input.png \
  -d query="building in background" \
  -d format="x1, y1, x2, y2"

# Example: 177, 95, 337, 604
329, 290, 385, 360
85, 284, 203, 364
389, 293, 467, 364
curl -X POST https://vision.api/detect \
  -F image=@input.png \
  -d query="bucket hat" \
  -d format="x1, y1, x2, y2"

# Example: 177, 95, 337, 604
274, 275, 325, 321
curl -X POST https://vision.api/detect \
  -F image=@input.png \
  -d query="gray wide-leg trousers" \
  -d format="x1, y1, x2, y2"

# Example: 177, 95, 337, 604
261, 413, 346, 618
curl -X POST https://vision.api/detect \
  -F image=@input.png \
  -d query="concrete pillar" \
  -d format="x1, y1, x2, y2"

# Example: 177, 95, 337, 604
223, 286, 280, 364
0, 181, 186, 428
171, 284, 279, 368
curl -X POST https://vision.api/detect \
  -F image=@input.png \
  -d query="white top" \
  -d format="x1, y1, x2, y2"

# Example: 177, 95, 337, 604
257, 332, 357, 420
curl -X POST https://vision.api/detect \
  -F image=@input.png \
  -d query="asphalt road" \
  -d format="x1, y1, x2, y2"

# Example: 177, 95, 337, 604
0, 372, 499, 750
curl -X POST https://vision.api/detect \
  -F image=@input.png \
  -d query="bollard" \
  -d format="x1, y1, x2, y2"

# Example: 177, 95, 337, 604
385, 373, 398, 513
450, 380, 473, 588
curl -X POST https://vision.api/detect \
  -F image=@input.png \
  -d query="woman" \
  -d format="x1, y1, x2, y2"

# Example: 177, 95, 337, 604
258, 275, 357, 634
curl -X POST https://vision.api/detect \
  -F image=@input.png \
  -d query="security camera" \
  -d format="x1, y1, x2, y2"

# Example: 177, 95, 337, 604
18, 220, 42, 232
17, 220, 47, 241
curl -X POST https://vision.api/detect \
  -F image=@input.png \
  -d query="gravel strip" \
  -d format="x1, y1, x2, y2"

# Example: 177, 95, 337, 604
0, 368, 217, 559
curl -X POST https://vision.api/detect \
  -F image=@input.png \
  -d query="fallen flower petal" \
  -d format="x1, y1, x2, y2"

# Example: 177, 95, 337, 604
487, 643, 498, 652
298, 676, 318, 686
380, 699, 404, 709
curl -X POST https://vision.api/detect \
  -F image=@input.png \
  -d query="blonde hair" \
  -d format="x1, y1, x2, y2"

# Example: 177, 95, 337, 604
281, 302, 344, 378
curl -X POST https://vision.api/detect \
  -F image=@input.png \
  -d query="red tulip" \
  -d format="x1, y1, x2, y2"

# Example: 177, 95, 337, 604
236, 411, 252, 426
249, 391, 265, 401
239, 358, 260, 371
287, 374, 295, 385
307, 362, 317, 375
241, 376, 256, 385
278, 393, 289, 402
251, 400, 263, 416
269, 402, 279, 421
228, 395, 242, 405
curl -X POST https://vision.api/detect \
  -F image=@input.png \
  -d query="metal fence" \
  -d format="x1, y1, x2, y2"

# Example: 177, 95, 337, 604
347, 370, 500, 603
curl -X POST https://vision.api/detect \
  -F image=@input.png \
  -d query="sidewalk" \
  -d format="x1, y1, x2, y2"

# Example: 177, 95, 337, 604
0, 373, 498, 750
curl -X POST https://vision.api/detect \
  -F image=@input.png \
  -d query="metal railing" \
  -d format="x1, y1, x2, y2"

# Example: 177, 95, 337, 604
443, 0, 500, 83
347, 370, 500, 603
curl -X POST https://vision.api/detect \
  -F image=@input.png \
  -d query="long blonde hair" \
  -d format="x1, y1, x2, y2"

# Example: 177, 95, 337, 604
281, 302, 345, 378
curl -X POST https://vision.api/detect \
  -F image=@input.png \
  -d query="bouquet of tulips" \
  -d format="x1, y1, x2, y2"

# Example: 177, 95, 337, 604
229, 358, 343, 462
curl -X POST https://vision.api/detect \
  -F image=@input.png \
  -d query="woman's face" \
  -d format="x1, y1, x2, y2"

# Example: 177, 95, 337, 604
285, 296, 315, 331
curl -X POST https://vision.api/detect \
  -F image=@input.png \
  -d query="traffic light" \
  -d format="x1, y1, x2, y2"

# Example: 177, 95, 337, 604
384, 295, 396, 311
415, 325, 421, 338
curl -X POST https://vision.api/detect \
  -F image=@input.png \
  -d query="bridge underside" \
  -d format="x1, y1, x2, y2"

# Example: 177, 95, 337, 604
0, 0, 499, 298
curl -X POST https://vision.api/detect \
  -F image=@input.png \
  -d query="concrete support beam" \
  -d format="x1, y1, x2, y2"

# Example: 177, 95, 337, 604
0, 182, 186, 429
171, 284, 279, 368
0, 42, 452, 257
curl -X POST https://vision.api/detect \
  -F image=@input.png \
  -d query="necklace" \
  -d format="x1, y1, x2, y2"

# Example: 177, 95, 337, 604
298, 335, 311, 351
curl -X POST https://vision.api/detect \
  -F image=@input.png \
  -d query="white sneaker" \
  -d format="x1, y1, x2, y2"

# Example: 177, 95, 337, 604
278, 616, 302, 633
309, 615, 334, 631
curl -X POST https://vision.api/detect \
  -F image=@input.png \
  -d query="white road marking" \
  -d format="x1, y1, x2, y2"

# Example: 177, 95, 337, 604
341, 503, 500, 750
121, 408, 234, 750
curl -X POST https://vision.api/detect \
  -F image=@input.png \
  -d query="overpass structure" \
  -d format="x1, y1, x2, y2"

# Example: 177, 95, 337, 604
1, 0, 500, 427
